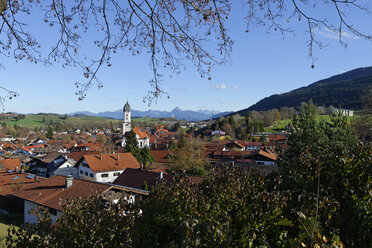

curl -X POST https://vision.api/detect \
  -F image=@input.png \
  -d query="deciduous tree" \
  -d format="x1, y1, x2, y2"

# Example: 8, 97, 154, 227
169, 136, 208, 175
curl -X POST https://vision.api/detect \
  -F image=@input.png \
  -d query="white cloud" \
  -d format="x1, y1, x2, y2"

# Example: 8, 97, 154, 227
315, 27, 359, 40
211, 83, 228, 90
211, 84, 241, 91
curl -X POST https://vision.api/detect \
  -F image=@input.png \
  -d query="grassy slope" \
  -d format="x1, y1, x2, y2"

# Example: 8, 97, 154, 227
0, 213, 23, 245
1, 115, 122, 129
1, 114, 173, 129
264, 115, 355, 133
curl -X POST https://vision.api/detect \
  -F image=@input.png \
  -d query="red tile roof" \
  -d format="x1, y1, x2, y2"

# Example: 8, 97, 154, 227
150, 150, 169, 164
132, 126, 149, 139
68, 151, 99, 163
0, 171, 46, 197
10, 175, 111, 211
246, 142, 263, 146
82, 153, 140, 173
1, 144, 19, 150
268, 134, 287, 141
0, 159, 21, 170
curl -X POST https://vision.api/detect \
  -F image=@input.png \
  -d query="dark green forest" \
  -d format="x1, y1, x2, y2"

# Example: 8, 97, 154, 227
239, 67, 372, 113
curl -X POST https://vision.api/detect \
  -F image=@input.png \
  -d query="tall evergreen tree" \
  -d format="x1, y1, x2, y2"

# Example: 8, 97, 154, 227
214, 120, 220, 131
139, 147, 155, 170
124, 131, 154, 169
46, 126, 54, 139
124, 131, 140, 160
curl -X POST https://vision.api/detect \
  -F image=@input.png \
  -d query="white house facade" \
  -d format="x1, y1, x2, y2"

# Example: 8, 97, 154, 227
75, 153, 141, 183
78, 160, 124, 183
24, 200, 62, 224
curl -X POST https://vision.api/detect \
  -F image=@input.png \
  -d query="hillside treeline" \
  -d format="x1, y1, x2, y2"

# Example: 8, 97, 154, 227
242, 72, 372, 112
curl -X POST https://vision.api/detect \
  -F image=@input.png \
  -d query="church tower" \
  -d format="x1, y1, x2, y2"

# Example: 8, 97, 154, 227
123, 101, 131, 135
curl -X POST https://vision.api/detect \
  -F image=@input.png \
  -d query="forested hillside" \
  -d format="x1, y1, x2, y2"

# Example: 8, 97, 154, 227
242, 67, 372, 112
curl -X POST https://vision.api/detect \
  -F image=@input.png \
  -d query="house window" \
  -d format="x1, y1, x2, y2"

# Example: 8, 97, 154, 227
85, 172, 88, 176
113, 172, 120, 176
90, 173, 93, 177
49, 208, 57, 216
101, 173, 109, 178
80, 170, 83, 174
140, 141, 143, 147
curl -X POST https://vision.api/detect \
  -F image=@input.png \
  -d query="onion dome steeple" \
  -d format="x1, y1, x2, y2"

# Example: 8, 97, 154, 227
123, 101, 131, 112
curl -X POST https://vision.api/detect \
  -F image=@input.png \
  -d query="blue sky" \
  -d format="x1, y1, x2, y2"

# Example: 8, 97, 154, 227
1, 1, 372, 114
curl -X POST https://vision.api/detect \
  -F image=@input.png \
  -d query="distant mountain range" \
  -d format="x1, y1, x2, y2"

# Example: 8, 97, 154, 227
70, 107, 226, 121
70, 67, 372, 121
234, 66, 372, 115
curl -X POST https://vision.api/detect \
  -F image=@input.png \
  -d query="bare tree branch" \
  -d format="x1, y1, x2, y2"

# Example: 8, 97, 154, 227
0, 0, 371, 105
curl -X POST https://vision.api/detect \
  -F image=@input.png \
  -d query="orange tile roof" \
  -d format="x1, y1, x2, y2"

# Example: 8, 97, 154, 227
235, 140, 246, 147
2, 143, 19, 150
27, 144, 45, 149
82, 153, 140, 173
156, 128, 169, 133
19, 147, 31, 152
10, 175, 110, 211
258, 150, 278, 161
68, 151, 99, 163
0, 159, 21, 170
75, 142, 103, 152
63, 141, 77, 149
132, 126, 149, 139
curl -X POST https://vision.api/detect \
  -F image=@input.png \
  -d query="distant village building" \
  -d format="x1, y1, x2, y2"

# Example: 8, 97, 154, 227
121, 101, 150, 148
328, 108, 354, 116
75, 153, 141, 183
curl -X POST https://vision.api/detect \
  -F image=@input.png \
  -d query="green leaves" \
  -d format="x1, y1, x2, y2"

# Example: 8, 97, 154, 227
132, 166, 288, 247
278, 100, 371, 247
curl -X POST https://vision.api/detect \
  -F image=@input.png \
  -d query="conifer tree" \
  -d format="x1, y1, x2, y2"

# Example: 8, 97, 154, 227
124, 130, 140, 161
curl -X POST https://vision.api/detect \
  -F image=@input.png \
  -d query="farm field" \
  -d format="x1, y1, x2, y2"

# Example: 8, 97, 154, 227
0, 114, 122, 129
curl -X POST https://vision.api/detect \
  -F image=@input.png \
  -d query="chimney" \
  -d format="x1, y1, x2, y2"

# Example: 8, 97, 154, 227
66, 175, 73, 188
100, 153, 102, 160
117, 153, 119, 161
35, 175, 39, 182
